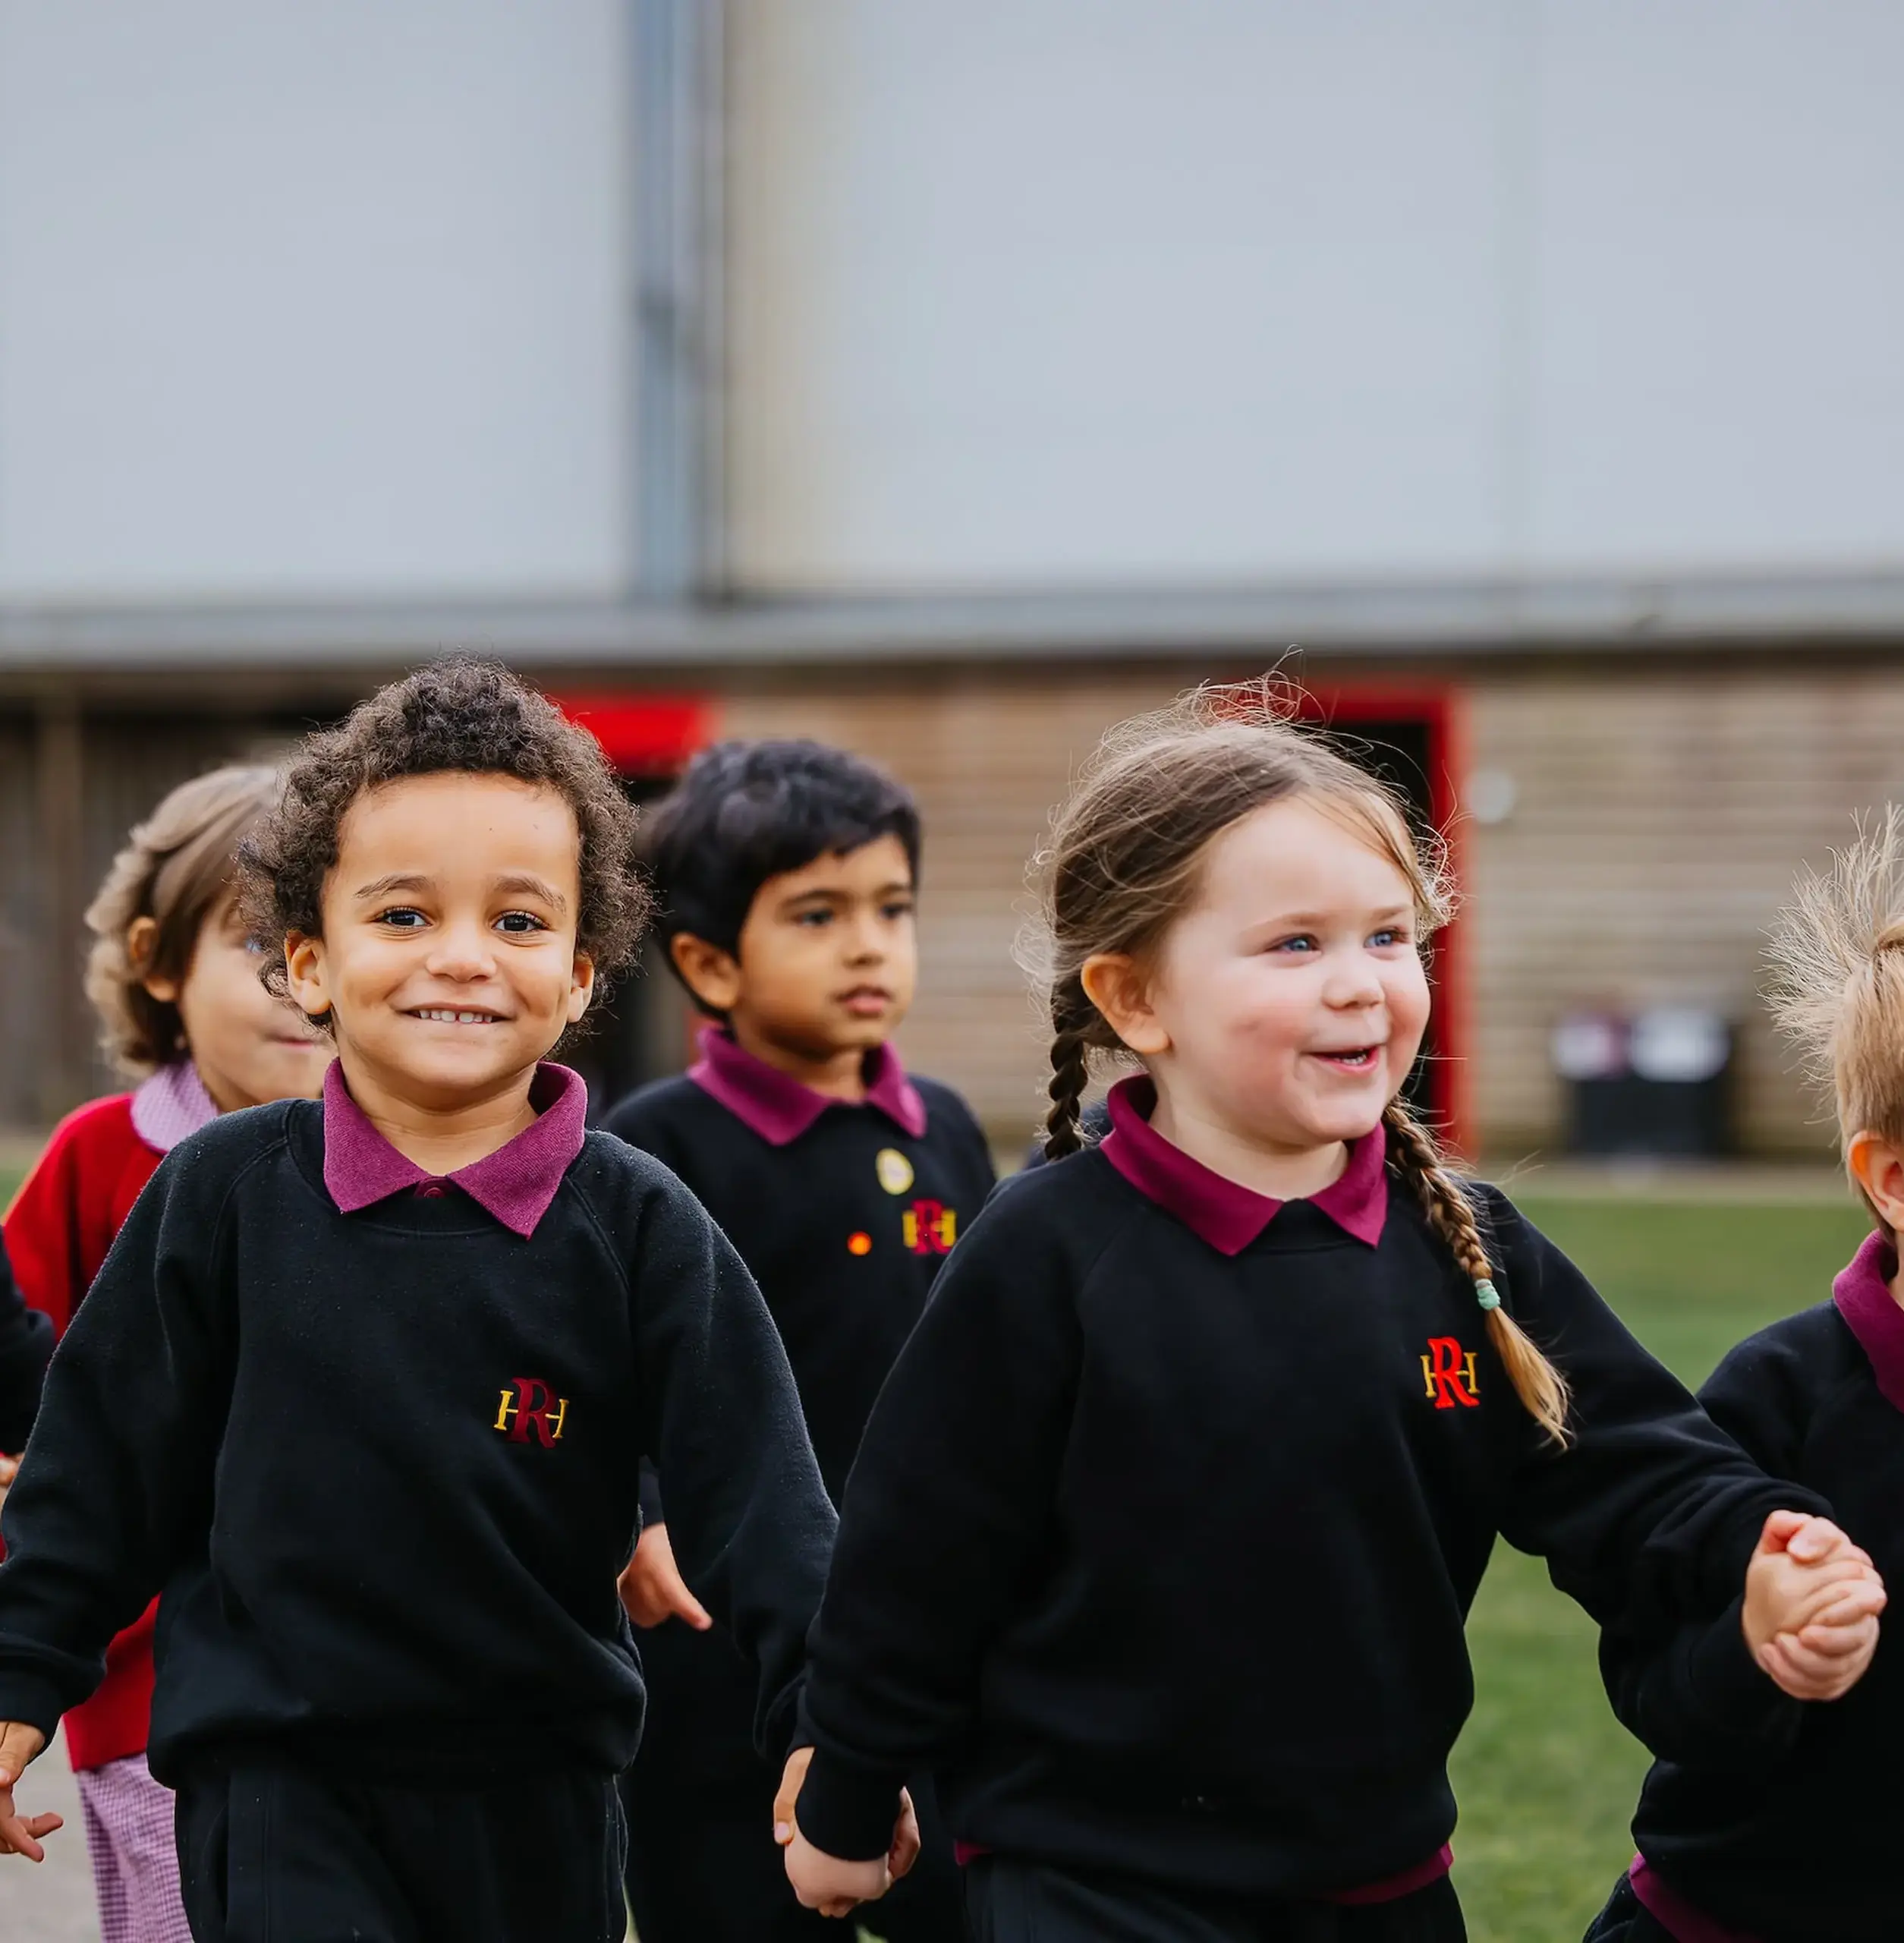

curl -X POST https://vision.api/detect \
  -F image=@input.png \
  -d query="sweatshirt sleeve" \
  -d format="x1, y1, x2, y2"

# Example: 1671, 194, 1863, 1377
794, 1179, 1091, 1860
1484, 1190, 1828, 1640
0, 1233, 52, 1453
1594, 1324, 1821, 1768
627, 1167, 837, 1763
0, 1142, 237, 1739
5, 1116, 90, 1340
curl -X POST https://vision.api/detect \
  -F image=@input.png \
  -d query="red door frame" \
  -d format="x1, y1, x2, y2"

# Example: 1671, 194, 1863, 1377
1292, 685, 1472, 1157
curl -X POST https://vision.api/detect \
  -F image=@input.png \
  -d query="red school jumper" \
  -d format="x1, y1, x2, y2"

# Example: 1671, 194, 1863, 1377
5, 1066, 215, 1771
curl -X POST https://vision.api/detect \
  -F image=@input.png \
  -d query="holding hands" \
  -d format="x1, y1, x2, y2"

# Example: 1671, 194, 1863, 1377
1743, 1510, 1887, 1701
774, 1745, 920, 1919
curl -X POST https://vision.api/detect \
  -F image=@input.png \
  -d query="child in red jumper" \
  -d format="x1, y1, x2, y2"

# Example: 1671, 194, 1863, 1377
5, 765, 329, 1943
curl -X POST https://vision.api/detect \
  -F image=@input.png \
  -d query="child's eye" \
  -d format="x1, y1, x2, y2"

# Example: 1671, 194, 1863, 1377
376, 908, 428, 931
1270, 934, 1317, 955
793, 909, 833, 928
496, 912, 547, 935
883, 900, 916, 921
1368, 927, 1412, 949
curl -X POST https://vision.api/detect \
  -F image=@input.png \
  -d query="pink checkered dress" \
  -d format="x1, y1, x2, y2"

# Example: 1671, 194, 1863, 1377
74, 1747, 194, 1943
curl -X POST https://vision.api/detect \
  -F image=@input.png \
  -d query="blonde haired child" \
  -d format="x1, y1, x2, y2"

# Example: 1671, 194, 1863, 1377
1588, 809, 1904, 1943
3, 765, 329, 1943
776, 686, 1882, 1941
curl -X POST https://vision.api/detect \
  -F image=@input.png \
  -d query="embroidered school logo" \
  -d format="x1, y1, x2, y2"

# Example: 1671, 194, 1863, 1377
1421, 1338, 1480, 1410
493, 1377, 568, 1446
902, 1199, 957, 1255
876, 1148, 915, 1195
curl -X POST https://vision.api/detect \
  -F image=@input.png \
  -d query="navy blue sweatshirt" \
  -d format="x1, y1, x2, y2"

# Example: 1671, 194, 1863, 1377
607, 1030, 994, 1507
795, 1102, 1826, 1900
606, 1030, 993, 1787
0, 1082, 836, 1784
0, 1233, 51, 1453
1604, 1228, 1904, 1943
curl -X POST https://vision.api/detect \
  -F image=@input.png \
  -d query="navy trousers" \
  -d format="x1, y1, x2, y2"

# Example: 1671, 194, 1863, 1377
963, 1856, 1467, 1943
174, 1759, 626, 1943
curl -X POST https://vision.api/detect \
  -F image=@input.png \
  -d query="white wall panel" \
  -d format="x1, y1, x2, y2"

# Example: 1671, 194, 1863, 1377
729, 0, 1515, 589
731, 1, 1904, 594
0, 1, 631, 601
1526, 2, 1904, 572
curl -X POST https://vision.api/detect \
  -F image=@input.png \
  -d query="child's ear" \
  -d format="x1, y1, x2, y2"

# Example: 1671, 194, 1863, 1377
669, 933, 743, 1016
567, 950, 596, 1024
1846, 1130, 1904, 1231
1080, 953, 1170, 1057
127, 916, 181, 1003
283, 933, 331, 1022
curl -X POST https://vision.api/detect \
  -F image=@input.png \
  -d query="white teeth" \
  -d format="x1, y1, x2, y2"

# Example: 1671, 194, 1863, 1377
416, 1009, 494, 1023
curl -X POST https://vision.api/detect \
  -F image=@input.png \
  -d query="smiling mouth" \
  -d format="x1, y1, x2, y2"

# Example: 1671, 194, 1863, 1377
1311, 1046, 1382, 1070
409, 1008, 507, 1025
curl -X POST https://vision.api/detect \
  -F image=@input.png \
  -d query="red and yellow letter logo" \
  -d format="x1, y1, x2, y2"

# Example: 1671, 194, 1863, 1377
494, 1377, 569, 1446
901, 1199, 958, 1255
1421, 1337, 1480, 1409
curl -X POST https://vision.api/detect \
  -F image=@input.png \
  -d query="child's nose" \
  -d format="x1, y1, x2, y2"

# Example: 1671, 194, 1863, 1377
1324, 954, 1386, 1006
426, 920, 495, 976
843, 914, 886, 961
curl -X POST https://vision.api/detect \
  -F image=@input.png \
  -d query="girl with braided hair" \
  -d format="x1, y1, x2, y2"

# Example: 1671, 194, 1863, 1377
775, 685, 1881, 1942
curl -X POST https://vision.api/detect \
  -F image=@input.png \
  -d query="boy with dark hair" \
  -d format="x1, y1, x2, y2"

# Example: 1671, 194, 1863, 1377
607, 738, 993, 1943
0, 664, 882, 1943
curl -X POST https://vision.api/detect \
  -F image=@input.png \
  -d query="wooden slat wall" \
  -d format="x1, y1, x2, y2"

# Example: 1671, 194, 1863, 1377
0, 662, 1890, 1156
726, 662, 1904, 1158
1465, 664, 1904, 1160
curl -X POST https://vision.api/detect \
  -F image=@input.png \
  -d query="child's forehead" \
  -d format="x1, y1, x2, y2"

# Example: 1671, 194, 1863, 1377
754, 831, 913, 899
335, 772, 581, 863
1200, 798, 1412, 903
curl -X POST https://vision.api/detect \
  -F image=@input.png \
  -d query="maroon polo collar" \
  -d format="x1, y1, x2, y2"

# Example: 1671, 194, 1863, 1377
1097, 1075, 1389, 1255
320, 1059, 587, 1239
688, 1025, 928, 1146
1833, 1227, 1904, 1413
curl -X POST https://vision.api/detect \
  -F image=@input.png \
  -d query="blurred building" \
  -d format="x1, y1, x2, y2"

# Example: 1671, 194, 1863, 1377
2, 2, 1903, 1151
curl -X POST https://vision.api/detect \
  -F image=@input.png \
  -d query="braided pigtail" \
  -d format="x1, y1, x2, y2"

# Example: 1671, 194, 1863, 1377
1383, 1098, 1572, 1447
1042, 977, 1096, 1160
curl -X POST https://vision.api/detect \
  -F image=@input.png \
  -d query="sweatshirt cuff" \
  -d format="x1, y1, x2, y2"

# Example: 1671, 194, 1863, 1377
795, 1746, 908, 1863
637, 1460, 665, 1533
0, 1671, 67, 1750
1688, 1596, 1804, 1751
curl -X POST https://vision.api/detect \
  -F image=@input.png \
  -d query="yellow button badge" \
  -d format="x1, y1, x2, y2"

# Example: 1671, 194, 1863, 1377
876, 1148, 915, 1196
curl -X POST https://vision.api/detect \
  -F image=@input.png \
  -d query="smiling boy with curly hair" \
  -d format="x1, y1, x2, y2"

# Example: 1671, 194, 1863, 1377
0, 662, 865, 1943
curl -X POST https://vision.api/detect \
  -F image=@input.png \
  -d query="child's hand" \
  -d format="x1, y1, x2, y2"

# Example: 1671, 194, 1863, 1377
0, 1453, 18, 1512
618, 1523, 713, 1631
773, 1746, 921, 1916
1742, 1510, 1887, 1700
0, 1723, 60, 1861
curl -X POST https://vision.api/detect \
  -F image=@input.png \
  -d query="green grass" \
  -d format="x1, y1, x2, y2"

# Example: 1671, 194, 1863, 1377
1449, 1195, 1869, 1941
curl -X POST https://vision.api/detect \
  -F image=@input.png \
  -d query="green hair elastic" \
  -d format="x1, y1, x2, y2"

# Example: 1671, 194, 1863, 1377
1474, 1280, 1502, 1312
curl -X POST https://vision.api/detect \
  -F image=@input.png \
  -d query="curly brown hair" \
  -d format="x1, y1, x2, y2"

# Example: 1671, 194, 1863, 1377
238, 660, 648, 1025
87, 765, 286, 1077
